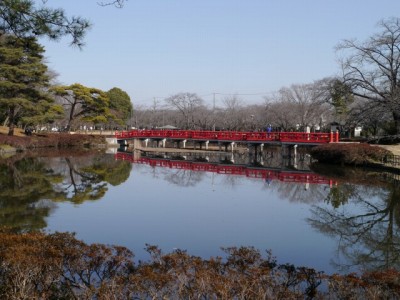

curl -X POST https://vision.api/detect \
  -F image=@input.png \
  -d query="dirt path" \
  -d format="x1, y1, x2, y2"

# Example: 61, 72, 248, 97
376, 144, 400, 155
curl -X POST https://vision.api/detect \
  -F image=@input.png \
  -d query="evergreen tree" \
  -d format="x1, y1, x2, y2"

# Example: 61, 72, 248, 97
0, 0, 90, 47
106, 87, 133, 124
0, 35, 61, 135
52, 83, 113, 131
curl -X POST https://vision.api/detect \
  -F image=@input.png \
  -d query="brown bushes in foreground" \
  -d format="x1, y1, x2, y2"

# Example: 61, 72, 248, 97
310, 143, 391, 166
0, 230, 399, 299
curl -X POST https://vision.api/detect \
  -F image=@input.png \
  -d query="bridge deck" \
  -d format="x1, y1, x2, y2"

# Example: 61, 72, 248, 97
116, 129, 339, 144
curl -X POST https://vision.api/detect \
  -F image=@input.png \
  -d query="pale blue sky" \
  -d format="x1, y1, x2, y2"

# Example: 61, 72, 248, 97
40, 0, 400, 107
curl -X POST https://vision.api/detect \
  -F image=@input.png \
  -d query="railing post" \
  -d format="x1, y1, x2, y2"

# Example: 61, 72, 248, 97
335, 130, 339, 142
329, 131, 333, 143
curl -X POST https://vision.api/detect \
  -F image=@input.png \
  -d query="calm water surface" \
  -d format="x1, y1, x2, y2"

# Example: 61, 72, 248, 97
1, 149, 399, 274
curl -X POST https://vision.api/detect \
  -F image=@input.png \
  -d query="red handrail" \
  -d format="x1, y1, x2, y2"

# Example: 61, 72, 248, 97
115, 152, 334, 185
115, 129, 337, 144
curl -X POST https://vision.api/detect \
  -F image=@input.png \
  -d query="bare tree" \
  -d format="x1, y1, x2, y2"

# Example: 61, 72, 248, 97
337, 18, 400, 134
278, 83, 330, 130
264, 81, 333, 132
193, 105, 213, 129
246, 104, 266, 131
164, 93, 205, 129
348, 97, 393, 136
267, 99, 297, 131
220, 95, 246, 130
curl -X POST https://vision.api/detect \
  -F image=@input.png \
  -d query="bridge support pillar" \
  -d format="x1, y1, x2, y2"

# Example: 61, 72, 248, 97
293, 144, 298, 169
305, 175, 309, 190
230, 142, 235, 152
162, 139, 166, 148
247, 144, 254, 164
306, 126, 310, 141
205, 141, 209, 150
182, 140, 187, 149
144, 138, 149, 147
118, 139, 128, 147
133, 138, 140, 149
260, 143, 264, 152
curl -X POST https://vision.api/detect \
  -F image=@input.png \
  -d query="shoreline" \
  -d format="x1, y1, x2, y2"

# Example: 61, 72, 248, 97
374, 144, 400, 155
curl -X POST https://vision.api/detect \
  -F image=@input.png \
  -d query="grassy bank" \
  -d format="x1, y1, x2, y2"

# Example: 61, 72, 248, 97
0, 126, 107, 151
310, 143, 393, 166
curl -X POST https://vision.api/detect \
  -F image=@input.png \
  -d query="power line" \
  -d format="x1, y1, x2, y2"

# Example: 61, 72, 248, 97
139, 91, 272, 106
206, 92, 272, 96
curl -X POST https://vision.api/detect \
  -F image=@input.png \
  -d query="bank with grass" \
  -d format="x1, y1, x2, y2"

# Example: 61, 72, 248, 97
0, 132, 108, 152
310, 143, 400, 171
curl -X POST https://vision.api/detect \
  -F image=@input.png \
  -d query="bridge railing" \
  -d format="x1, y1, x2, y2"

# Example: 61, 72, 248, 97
115, 129, 338, 143
114, 152, 335, 185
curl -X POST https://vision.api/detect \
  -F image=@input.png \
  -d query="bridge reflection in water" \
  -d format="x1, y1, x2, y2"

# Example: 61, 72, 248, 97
115, 151, 336, 187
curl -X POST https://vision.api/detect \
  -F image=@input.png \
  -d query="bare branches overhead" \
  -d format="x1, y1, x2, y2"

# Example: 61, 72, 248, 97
337, 17, 400, 134
97, 0, 127, 8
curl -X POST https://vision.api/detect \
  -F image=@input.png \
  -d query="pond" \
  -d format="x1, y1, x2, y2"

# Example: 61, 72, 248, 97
0, 148, 399, 275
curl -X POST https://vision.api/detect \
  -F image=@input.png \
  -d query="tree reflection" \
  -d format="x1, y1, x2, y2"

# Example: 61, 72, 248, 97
0, 157, 63, 231
50, 154, 132, 203
272, 181, 329, 204
308, 169, 400, 272
0, 152, 132, 231
164, 169, 205, 187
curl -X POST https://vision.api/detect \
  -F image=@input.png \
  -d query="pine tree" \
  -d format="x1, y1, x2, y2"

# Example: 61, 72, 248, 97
107, 87, 133, 123
0, 0, 90, 47
0, 35, 60, 135
52, 83, 113, 131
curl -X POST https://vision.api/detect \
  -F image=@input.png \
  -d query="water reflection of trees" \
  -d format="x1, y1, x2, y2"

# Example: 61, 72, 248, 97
0, 152, 132, 231
270, 181, 328, 204
164, 169, 206, 187
0, 156, 62, 231
308, 166, 400, 272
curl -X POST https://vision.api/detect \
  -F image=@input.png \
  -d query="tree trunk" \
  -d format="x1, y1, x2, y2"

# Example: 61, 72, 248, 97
3, 116, 9, 127
7, 107, 15, 136
67, 103, 76, 131
393, 111, 400, 135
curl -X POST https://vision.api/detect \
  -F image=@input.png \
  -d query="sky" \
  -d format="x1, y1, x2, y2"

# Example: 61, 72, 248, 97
39, 0, 400, 108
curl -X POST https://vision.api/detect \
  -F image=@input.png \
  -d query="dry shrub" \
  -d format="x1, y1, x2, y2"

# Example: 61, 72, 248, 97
0, 230, 399, 299
310, 143, 391, 166
0, 230, 134, 299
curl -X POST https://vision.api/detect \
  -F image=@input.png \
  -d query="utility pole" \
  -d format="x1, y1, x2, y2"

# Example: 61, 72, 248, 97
213, 93, 216, 110
130, 108, 132, 129
213, 93, 216, 131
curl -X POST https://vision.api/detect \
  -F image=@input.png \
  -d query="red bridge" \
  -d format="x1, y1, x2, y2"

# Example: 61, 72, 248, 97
115, 152, 336, 186
115, 129, 339, 144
